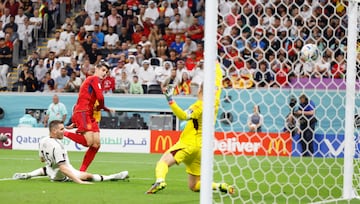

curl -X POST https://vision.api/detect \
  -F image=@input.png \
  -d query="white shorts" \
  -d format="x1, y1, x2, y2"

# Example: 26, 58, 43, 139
46, 165, 81, 182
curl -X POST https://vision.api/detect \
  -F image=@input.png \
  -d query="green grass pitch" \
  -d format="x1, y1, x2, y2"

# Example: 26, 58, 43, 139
0, 149, 359, 204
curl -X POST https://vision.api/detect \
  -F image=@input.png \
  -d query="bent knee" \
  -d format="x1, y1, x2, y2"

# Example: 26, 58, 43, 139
91, 143, 100, 149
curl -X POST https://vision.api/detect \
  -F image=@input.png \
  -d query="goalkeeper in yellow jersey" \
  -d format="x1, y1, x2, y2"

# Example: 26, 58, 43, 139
146, 63, 234, 194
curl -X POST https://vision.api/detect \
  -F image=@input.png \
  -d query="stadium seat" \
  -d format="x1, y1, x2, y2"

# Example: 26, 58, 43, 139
150, 57, 163, 67
147, 84, 162, 94
100, 117, 119, 129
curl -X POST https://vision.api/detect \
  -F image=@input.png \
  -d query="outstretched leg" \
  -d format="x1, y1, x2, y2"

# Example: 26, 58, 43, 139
146, 152, 177, 194
13, 167, 47, 180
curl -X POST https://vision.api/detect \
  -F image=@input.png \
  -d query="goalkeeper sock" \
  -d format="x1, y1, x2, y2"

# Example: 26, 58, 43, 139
28, 167, 46, 177
64, 131, 88, 147
80, 146, 99, 172
155, 161, 168, 182
194, 181, 201, 192
212, 182, 220, 190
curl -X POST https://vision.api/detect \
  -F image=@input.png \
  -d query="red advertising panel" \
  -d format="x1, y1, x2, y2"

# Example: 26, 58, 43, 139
150, 130, 181, 153
0, 127, 12, 149
214, 132, 291, 156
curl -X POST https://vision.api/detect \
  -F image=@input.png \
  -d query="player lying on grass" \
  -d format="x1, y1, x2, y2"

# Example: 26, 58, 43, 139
13, 120, 128, 184
146, 63, 234, 194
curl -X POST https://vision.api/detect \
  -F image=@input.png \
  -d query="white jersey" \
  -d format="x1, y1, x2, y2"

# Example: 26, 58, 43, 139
38, 137, 80, 181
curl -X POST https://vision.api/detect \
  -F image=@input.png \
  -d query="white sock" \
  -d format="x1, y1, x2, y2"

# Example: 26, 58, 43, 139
92, 174, 113, 181
156, 178, 164, 183
28, 167, 45, 177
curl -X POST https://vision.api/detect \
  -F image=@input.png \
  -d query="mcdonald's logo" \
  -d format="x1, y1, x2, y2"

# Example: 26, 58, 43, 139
155, 135, 173, 151
267, 138, 287, 155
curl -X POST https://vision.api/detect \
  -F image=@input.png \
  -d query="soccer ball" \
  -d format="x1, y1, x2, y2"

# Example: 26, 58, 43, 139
300, 44, 320, 62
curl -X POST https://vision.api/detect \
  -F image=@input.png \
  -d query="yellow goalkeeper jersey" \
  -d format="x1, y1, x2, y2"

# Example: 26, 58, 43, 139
169, 62, 223, 147
93, 100, 101, 123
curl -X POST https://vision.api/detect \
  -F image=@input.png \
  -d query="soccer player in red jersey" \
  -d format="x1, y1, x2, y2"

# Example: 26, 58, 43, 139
64, 63, 111, 171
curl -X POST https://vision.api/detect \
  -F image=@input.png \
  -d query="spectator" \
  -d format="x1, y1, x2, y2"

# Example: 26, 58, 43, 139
294, 94, 317, 157
51, 61, 63, 80
15, 7, 26, 27
65, 72, 82, 92
314, 56, 331, 78
247, 105, 264, 132
161, 1, 174, 18
174, 71, 191, 96
42, 72, 55, 92
125, 55, 140, 79
44, 51, 57, 70
60, 24, 74, 44
143, 1, 159, 24
83, 16, 94, 32
29, 9, 42, 29
5, 0, 20, 17
0, 37, 11, 91
142, 41, 156, 59
181, 36, 197, 58
3, 15, 18, 32
75, 26, 87, 43
65, 58, 80, 77
75, 8, 89, 28
156, 39, 169, 57
47, 31, 66, 57
190, 60, 204, 86
84, 0, 100, 20
104, 26, 119, 49
55, 67, 70, 92
34, 58, 48, 86
185, 51, 198, 71
18, 17, 33, 52
91, 11, 103, 26
82, 35, 93, 55
254, 61, 274, 88
100, 17, 109, 35
87, 43, 102, 65
108, 7, 121, 28
161, 68, 177, 91
26, 51, 39, 71
170, 34, 184, 55
175, 60, 187, 82
331, 51, 346, 79
101, 70, 115, 94
129, 75, 143, 94
177, 0, 187, 18
1, 8, 11, 25
168, 13, 186, 36
187, 17, 203, 42
118, 27, 132, 44
23, 70, 38, 92
148, 24, 162, 47
182, 8, 194, 27
43, 94, 68, 127
138, 60, 156, 88
79, 59, 92, 80
18, 110, 37, 127
155, 60, 172, 85
114, 71, 130, 93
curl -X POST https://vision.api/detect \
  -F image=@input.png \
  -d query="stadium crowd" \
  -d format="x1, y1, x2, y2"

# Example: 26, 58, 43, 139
0, 0, 353, 93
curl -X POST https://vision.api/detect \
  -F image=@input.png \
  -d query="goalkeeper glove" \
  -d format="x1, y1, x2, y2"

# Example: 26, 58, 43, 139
164, 85, 175, 104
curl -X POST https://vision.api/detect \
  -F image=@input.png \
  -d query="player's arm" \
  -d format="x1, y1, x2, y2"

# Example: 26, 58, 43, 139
91, 77, 107, 110
58, 163, 92, 184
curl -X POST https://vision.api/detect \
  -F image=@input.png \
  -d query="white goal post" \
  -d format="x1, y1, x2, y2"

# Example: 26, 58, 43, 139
201, 0, 360, 203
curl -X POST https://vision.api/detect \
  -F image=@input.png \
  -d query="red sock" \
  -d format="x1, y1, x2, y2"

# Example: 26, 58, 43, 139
80, 146, 99, 172
64, 131, 88, 147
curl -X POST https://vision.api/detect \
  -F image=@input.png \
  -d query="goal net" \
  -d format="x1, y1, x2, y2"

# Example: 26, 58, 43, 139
208, 0, 360, 203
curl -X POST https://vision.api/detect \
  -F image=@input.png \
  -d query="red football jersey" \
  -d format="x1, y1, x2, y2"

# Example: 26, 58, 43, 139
74, 75, 105, 113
